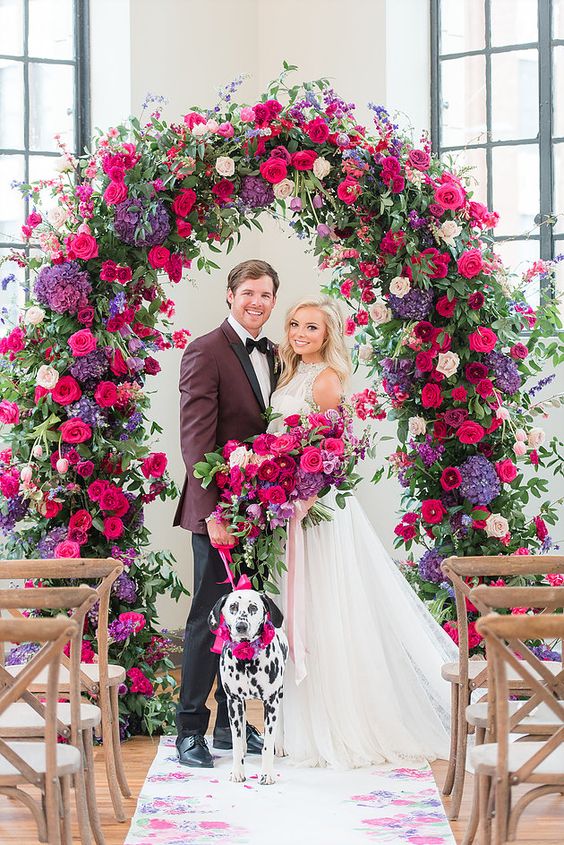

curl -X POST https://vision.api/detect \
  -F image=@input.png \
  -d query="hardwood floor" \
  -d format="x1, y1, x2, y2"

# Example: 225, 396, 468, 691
1, 700, 563, 843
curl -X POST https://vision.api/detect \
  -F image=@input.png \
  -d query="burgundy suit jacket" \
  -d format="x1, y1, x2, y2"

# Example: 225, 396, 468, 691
173, 318, 278, 534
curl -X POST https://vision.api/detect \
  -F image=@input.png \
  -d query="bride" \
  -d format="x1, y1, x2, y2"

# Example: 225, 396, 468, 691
268, 295, 458, 769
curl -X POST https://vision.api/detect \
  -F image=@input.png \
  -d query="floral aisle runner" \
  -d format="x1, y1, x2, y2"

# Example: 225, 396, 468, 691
125, 737, 455, 845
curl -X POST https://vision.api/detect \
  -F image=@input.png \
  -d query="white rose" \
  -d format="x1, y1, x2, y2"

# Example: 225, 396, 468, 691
485, 513, 510, 538
408, 416, 427, 436
24, 306, 45, 326
205, 119, 219, 133
54, 154, 75, 173
228, 446, 251, 469
527, 427, 546, 449
436, 351, 460, 378
358, 344, 374, 363
406, 169, 424, 187
273, 178, 295, 200
313, 157, 331, 180
36, 365, 59, 390
215, 156, 235, 177
192, 122, 208, 137
389, 276, 411, 298
369, 300, 392, 325
437, 220, 462, 247
47, 206, 68, 229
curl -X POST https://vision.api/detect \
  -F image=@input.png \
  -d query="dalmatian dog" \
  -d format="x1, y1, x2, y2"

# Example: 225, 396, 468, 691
208, 588, 288, 785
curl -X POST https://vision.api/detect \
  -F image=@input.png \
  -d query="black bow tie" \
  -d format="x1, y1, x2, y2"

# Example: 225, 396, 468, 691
245, 337, 268, 354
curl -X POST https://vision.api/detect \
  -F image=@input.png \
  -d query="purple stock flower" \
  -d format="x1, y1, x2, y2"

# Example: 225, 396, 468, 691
389, 287, 435, 320
112, 573, 138, 604
34, 261, 92, 315
418, 548, 446, 584
113, 197, 171, 247
484, 351, 522, 395
239, 176, 274, 208
108, 617, 137, 642
411, 435, 445, 468
0, 495, 29, 531
458, 455, 500, 505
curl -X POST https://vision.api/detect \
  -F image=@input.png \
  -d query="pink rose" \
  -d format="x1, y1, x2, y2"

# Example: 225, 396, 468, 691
305, 117, 330, 144
259, 158, 288, 184
100, 260, 118, 281
510, 342, 528, 360
300, 446, 323, 473
434, 181, 465, 210
104, 181, 128, 205
266, 485, 287, 505
421, 383, 443, 409
148, 246, 170, 269
232, 642, 255, 660
0, 401, 20, 425
323, 437, 345, 456
291, 150, 318, 171
496, 459, 517, 483
119, 611, 145, 633
217, 121, 234, 138
270, 434, 298, 455
103, 516, 124, 539
408, 149, 431, 171
176, 219, 192, 238
337, 178, 361, 205
51, 375, 82, 405
421, 499, 446, 524
76, 460, 94, 478
69, 509, 93, 532
252, 433, 273, 456
435, 295, 457, 318
68, 328, 97, 357
54, 540, 81, 559
94, 381, 118, 407
141, 452, 168, 479
458, 249, 484, 279
469, 327, 497, 353
457, 421, 486, 444
68, 232, 98, 260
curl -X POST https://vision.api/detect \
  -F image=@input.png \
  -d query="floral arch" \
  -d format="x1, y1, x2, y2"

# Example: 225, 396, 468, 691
1, 67, 563, 734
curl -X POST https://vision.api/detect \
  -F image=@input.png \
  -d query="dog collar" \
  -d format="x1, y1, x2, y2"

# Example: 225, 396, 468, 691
215, 616, 275, 661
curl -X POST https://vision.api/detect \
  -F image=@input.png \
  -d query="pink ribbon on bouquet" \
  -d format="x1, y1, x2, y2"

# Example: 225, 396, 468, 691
210, 544, 253, 654
285, 504, 309, 685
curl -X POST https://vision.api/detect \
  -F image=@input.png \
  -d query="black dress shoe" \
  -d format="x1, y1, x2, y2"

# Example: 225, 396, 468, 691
213, 723, 264, 754
177, 734, 214, 768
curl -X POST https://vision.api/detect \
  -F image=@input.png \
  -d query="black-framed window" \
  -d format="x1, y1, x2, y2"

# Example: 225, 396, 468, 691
431, 0, 563, 307
0, 0, 90, 320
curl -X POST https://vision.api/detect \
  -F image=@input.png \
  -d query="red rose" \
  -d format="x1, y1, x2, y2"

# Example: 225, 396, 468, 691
421, 499, 447, 524
211, 179, 235, 203
116, 265, 132, 283
87, 480, 107, 501
77, 306, 94, 325
469, 327, 497, 353
59, 418, 92, 443
54, 540, 81, 559
305, 117, 330, 144
534, 515, 548, 540
68, 328, 97, 357
300, 446, 323, 473
458, 249, 484, 279
144, 356, 161, 375
496, 459, 517, 483
452, 386, 468, 402
176, 219, 193, 238
440, 467, 462, 490
434, 419, 448, 440
110, 348, 128, 376
415, 350, 435, 372
443, 408, 468, 428
93, 381, 117, 408
408, 149, 431, 171
284, 414, 301, 427
68, 232, 98, 260
172, 189, 197, 217
413, 321, 436, 342
510, 342, 528, 360
103, 516, 124, 539
166, 252, 182, 283
259, 158, 288, 184
468, 291, 485, 310
100, 260, 118, 281
257, 460, 280, 482
103, 181, 128, 205
434, 181, 465, 210
465, 362, 489, 383
51, 375, 82, 405
436, 295, 457, 318
472, 506, 491, 529
76, 460, 94, 478
337, 178, 362, 205
69, 509, 93, 532
148, 245, 170, 269
421, 383, 443, 408
476, 378, 494, 398
42, 500, 62, 519
141, 452, 168, 479
252, 434, 272, 456
291, 150, 318, 170
266, 485, 287, 505
457, 420, 485, 444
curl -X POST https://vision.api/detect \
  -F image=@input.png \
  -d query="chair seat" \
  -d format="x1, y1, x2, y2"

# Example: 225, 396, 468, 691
0, 701, 101, 737
6, 661, 126, 690
471, 740, 564, 778
442, 659, 562, 688
0, 741, 81, 783
467, 700, 559, 733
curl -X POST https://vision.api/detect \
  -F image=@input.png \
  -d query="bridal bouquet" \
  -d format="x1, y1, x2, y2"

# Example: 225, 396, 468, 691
194, 406, 371, 589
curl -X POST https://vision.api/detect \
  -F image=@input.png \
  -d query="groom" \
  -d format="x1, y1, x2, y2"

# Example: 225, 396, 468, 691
173, 258, 280, 767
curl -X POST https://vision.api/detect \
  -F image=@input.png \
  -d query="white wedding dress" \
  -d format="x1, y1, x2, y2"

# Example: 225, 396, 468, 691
268, 361, 458, 769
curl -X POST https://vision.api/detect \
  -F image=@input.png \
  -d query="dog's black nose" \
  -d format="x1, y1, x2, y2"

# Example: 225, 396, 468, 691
235, 621, 248, 634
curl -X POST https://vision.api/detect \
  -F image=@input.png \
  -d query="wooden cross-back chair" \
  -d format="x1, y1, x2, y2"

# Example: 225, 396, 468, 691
440, 555, 564, 821
473, 613, 564, 845
0, 585, 104, 845
0, 558, 131, 823
0, 616, 81, 845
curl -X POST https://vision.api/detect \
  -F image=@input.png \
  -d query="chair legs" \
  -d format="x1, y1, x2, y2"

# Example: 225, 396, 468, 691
461, 726, 486, 845
60, 775, 72, 845
83, 728, 106, 845
447, 684, 470, 820
99, 684, 126, 823
110, 685, 131, 798
477, 773, 493, 845
443, 681, 459, 796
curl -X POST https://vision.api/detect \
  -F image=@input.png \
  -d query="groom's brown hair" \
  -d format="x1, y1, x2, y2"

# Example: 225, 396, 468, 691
227, 259, 280, 304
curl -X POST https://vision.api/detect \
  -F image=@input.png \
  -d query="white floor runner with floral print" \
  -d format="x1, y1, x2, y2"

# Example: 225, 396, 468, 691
125, 736, 455, 845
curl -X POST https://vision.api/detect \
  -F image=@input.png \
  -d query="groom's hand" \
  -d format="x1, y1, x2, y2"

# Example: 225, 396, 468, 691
207, 516, 236, 548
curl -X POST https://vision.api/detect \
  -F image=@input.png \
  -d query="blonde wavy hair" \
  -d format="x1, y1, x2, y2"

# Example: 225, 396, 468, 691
277, 295, 352, 388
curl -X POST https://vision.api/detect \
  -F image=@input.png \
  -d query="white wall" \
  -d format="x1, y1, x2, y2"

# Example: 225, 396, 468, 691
89, 0, 563, 633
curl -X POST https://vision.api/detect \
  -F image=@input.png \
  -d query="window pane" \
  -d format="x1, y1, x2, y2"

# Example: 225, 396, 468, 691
440, 55, 487, 147
29, 62, 75, 151
554, 47, 564, 138
440, 0, 485, 54
0, 249, 26, 336
0, 60, 24, 148
444, 147, 488, 205
0, 154, 25, 240
555, 0, 564, 39
28, 154, 60, 207
553, 143, 564, 235
28, 0, 74, 59
0, 0, 24, 55
490, 0, 538, 46
495, 240, 541, 308
491, 50, 538, 141
492, 144, 539, 236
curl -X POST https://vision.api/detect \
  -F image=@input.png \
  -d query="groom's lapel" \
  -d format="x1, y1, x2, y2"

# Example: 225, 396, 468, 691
229, 341, 266, 413
267, 342, 279, 394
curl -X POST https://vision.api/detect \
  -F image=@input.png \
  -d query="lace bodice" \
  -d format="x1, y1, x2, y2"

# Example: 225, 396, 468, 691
268, 362, 328, 432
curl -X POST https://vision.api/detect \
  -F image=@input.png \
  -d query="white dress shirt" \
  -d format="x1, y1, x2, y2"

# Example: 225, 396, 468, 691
227, 313, 271, 408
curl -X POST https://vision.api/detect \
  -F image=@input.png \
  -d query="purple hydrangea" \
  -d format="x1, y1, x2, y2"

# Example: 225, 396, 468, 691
239, 176, 274, 208
37, 526, 67, 558
67, 396, 107, 427
411, 435, 445, 468
458, 455, 501, 505
530, 644, 561, 661
484, 351, 522, 395
6, 641, 41, 665
418, 547, 446, 584
0, 495, 29, 532
389, 286, 435, 320
34, 261, 92, 315
381, 357, 416, 396
112, 573, 138, 604
295, 469, 326, 498
70, 349, 108, 383
113, 197, 171, 247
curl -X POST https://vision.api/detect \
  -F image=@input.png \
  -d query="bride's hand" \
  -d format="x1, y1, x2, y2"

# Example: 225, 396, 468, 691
296, 495, 318, 521
207, 516, 237, 548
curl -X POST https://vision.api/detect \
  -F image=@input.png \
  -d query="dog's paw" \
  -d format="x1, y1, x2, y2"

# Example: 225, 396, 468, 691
274, 744, 287, 758
259, 772, 275, 786
229, 770, 246, 783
